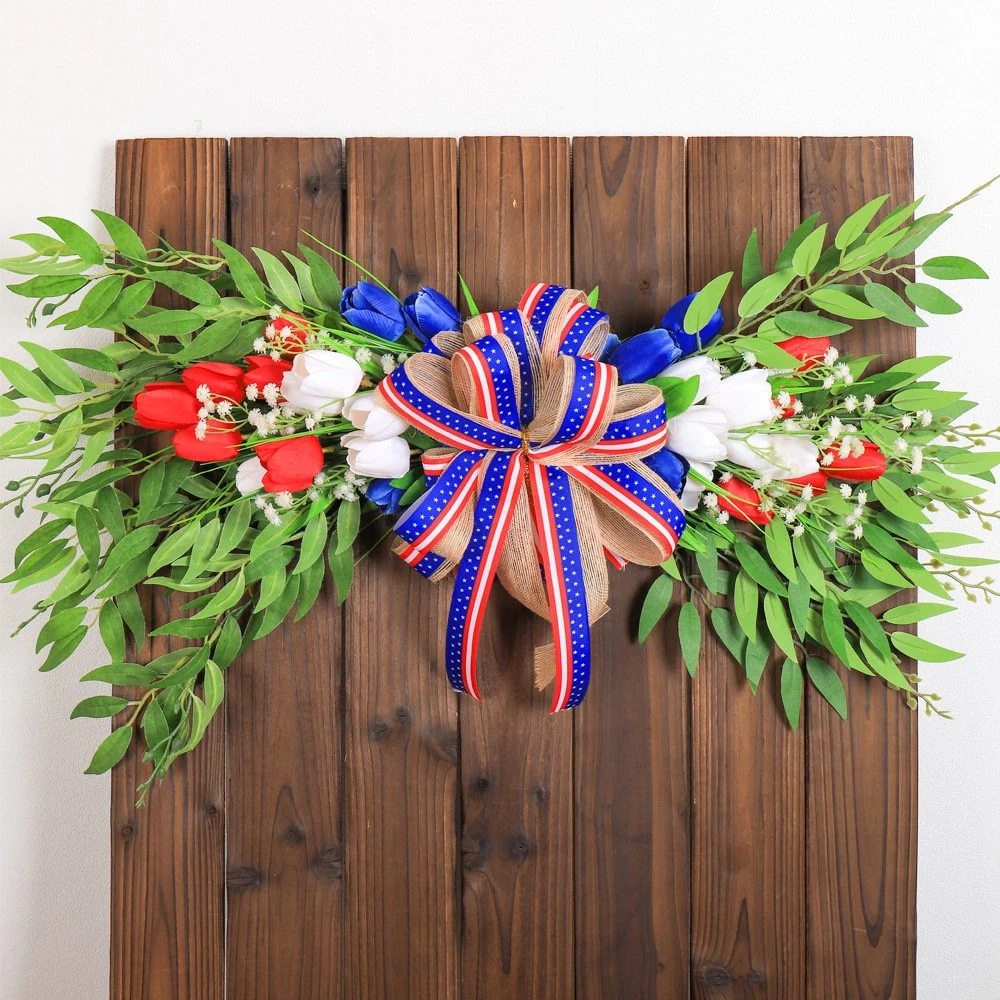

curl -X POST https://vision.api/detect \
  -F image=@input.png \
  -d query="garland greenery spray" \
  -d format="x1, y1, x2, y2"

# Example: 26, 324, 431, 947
0, 180, 996, 801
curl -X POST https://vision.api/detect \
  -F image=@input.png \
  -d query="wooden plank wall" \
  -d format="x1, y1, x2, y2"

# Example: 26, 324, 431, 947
111, 135, 917, 1000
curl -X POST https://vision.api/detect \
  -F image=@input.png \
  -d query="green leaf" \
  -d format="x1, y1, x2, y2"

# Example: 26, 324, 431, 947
40, 625, 88, 670
301, 246, 343, 311
649, 375, 700, 417
764, 520, 796, 580
775, 213, 819, 270
888, 213, 952, 259
737, 268, 796, 319
733, 538, 787, 596
19, 341, 86, 393
763, 593, 797, 661
203, 659, 224, 715
214, 240, 268, 305
905, 282, 961, 315
295, 513, 329, 574
792, 224, 827, 277
710, 607, 748, 664
780, 658, 803, 729
85, 725, 133, 773
677, 602, 701, 677
684, 271, 732, 334
147, 519, 201, 576
217, 500, 252, 558
99, 601, 126, 662
141, 698, 169, 752
93, 210, 148, 260
639, 575, 674, 642
862, 284, 926, 327
741, 228, 764, 290
193, 571, 245, 619
734, 571, 760, 644
38, 216, 105, 265
809, 288, 884, 320
873, 477, 930, 525
103, 525, 160, 578
336, 499, 361, 555
821, 596, 851, 664
805, 657, 847, 719
743, 639, 770, 693
36, 607, 87, 652
155, 271, 222, 306
65, 274, 125, 329
458, 273, 479, 316
328, 541, 354, 605
890, 631, 963, 663
882, 602, 955, 625
860, 550, 912, 589
834, 194, 889, 250
172, 315, 242, 361
130, 309, 203, 338
786, 572, 810, 639
0, 357, 57, 404
254, 248, 303, 311
71, 695, 129, 720
739, 338, 802, 369
95, 279, 155, 327
6, 274, 89, 298
921, 255, 988, 281
81, 662, 157, 685
843, 601, 892, 661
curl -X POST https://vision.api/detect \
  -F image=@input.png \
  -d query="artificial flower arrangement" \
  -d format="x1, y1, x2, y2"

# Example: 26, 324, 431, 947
0, 185, 996, 799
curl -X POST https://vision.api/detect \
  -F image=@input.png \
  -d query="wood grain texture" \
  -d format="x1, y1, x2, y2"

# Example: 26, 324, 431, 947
457, 136, 575, 1000
801, 136, 918, 1000
111, 137, 228, 1000
571, 136, 691, 1000
343, 137, 461, 1000
687, 136, 806, 1000
226, 137, 345, 1000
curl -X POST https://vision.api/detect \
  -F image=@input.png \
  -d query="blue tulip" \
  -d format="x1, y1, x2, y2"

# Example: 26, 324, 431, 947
599, 333, 621, 361
403, 286, 462, 343
340, 281, 407, 341
660, 292, 724, 356
606, 328, 684, 384
643, 447, 689, 496
366, 477, 407, 515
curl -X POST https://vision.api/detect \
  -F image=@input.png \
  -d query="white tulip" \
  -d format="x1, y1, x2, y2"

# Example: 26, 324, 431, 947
235, 457, 266, 495
659, 355, 724, 403
680, 460, 714, 511
727, 432, 820, 479
666, 405, 729, 464
706, 368, 774, 429
280, 350, 364, 416
343, 391, 409, 440
342, 431, 411, 479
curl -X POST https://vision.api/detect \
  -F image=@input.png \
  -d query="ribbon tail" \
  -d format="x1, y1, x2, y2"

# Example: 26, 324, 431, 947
445, 451, 525, 700
528, 463, 592, 713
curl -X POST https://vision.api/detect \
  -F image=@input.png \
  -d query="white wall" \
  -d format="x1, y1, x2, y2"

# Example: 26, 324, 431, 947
0, 1, 996, 997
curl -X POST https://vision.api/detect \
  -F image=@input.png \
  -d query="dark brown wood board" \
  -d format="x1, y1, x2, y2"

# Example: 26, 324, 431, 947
686, 136, 807, 1000
801, 136, 918, 1000
112, 137, 228, 1000
343, 137, 461, 1000
226, 136, 345, 1000
571, 136, 691, 1000
108, 135, 918, 1000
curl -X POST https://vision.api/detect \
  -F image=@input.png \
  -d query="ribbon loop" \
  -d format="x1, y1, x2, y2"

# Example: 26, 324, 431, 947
378, 284, 688, 711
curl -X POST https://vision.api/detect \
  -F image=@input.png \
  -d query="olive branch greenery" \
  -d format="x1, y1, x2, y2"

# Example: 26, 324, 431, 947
0, 179, 996, 800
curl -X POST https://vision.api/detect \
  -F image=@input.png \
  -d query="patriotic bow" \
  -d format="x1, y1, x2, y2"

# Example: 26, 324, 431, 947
376, 283, 687, 712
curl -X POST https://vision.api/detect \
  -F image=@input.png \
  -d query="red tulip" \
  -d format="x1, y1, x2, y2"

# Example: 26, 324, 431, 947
786, 470, 828, 494
243, 355, 292, 395
270, 313, 310, 353
171, 420, 243, 462
717, 478, 774, 525
776, 335, 830, 371
133, 382, 201, 430
181, 361, 244, 401
822, 440, 887, 482
254, 436, 324, 492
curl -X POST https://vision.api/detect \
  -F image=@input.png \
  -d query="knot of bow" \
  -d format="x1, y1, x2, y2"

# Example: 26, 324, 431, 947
377, 283, 686, 711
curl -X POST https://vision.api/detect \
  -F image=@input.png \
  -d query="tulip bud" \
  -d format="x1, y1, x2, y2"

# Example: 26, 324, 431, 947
776, 335, 831, 370
340, 281, 407, 341
821, 440, 886, 481
403, 286, 462, 343
717, 478, 774, 525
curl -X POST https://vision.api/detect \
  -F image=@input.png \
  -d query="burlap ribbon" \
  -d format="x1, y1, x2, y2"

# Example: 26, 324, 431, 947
377, 283, 686, 711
